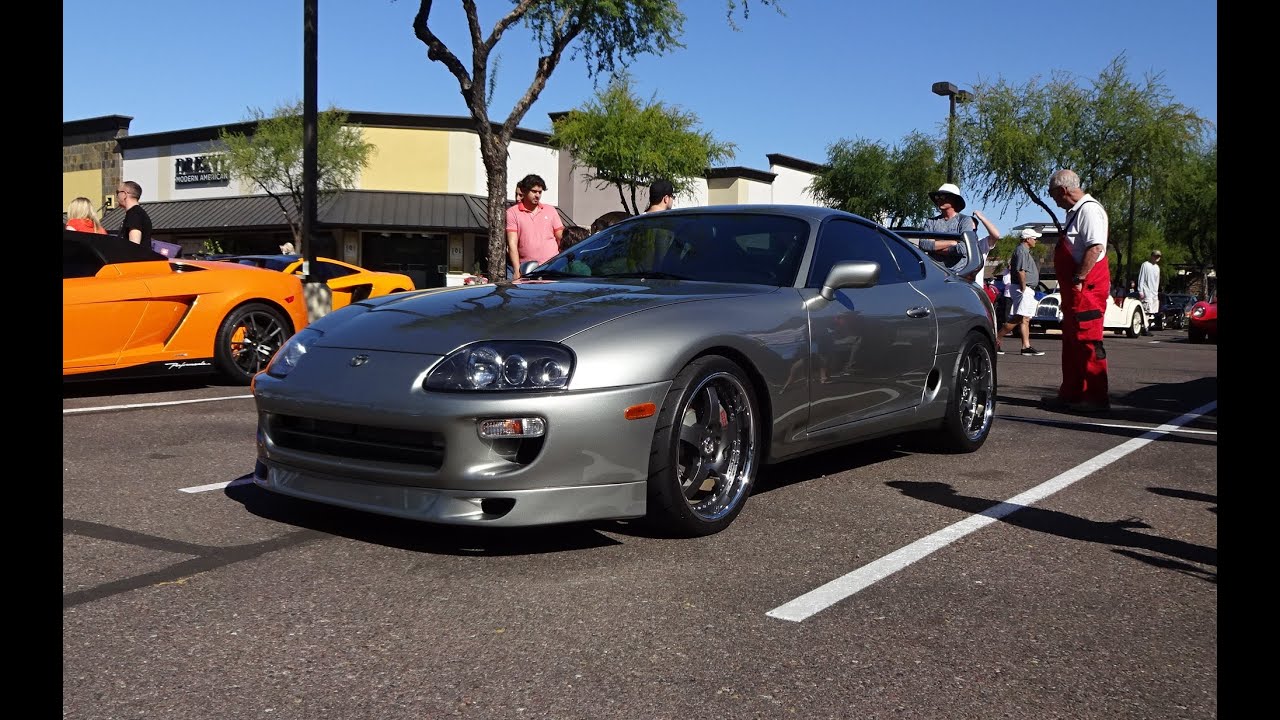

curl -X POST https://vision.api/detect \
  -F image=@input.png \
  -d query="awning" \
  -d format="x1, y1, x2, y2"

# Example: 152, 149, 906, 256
101, 190, 578, 234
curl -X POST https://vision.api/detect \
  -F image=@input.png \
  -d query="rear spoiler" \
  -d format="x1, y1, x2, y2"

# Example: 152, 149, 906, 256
892, 228, 985, 280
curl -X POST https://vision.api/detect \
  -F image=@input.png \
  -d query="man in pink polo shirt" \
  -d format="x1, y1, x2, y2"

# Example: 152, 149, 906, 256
505, 173, 564, 280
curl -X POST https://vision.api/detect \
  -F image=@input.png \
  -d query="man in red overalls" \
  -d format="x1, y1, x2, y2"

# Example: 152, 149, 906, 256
1043, 169, 1111, 413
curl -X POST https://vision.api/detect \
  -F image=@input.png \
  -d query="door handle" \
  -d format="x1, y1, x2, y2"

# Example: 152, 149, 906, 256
906, 307, 931, 318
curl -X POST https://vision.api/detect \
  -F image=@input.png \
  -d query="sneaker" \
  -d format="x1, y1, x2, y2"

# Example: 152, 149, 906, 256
1020, 347, 1046, 356
996, 346, 1005, 355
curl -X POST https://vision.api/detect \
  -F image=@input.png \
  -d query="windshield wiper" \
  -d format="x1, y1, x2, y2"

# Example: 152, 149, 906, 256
597, 271, 690, 280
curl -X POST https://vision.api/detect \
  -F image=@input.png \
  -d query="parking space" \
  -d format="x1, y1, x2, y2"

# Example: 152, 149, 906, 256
63, 330, 1217, 719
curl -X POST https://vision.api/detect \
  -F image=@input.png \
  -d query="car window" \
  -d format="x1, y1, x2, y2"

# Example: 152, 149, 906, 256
807, 219, 905, 287
537, 212, 809, 286
878, 229, 925, 281
313, 260, 359, 281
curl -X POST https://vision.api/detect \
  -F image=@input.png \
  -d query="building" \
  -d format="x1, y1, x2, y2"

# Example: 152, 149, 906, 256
62, 112, 824, 288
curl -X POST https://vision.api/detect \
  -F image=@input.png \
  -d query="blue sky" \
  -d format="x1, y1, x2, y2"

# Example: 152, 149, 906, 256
63, 0, 1217, 232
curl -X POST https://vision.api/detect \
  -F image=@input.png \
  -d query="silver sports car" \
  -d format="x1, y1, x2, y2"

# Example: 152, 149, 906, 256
251, 205, 996, 536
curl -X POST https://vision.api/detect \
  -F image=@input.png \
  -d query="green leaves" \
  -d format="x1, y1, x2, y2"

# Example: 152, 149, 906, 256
548, 73, 735, 213
807, 132, 943, 227
217, 100, 375, 247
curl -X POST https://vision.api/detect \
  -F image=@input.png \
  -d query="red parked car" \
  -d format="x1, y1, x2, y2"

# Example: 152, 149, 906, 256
1187, 293, 1217, 344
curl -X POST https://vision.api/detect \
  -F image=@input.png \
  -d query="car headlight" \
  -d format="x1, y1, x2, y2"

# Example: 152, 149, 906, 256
1191, 306, 1206, 318
425, 341, 574, 391
266, 327, 324, 378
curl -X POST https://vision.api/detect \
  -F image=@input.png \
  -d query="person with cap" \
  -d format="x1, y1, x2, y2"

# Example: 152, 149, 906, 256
1137, 249, 1162, 334
1042, 168, 1111, 414
645, 179, 675, 213
994, 228, 1046, 356
919, 183, 1001, 285
279, 241, 296, 255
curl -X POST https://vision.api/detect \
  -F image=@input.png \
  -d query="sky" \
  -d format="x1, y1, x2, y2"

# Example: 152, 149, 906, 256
62, 0, 1217, 233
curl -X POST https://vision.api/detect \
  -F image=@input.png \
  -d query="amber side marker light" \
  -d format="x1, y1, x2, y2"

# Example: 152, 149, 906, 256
624, 403, 657, 420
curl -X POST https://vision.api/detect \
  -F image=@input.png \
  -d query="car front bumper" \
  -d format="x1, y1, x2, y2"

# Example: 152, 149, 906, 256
251, 350, 671, 526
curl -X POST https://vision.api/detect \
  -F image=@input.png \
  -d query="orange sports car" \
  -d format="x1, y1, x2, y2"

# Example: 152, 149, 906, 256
64, 230, 310, 384
221, 254, 416, 310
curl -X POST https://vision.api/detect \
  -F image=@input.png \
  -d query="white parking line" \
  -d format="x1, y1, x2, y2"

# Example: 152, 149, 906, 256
179, 481, 232, 494
63, 394, 253, 415
766, 400, 1217, 623
179, 476, 254, 494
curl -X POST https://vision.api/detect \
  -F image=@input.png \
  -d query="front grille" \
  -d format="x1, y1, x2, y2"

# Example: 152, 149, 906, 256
267, 413, 444, 469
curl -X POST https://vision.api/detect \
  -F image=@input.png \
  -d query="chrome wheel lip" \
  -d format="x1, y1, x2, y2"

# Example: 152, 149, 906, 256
674, 371, 757, 522
957, 343, 996, 442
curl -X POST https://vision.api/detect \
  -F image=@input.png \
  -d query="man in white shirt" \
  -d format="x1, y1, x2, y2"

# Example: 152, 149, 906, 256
1136, 249, 1162, 335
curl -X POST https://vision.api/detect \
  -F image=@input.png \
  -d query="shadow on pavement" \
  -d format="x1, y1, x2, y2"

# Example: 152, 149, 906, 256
884, 480, 1216, 583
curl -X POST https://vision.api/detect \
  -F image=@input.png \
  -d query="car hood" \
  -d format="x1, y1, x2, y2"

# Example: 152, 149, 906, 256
313, 279, 771, 354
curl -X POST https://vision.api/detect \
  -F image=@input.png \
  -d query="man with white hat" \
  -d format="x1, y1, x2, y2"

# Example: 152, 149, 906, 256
1136, 249, 1162, 335
994, 228, 1046, 356
920, 183, 1001, 285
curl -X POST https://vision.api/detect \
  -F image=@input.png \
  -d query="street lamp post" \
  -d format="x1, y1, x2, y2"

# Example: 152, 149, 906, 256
931, 81, 972, 184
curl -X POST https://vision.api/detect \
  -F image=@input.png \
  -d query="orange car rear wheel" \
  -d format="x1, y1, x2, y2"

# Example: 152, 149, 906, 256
215, 303, 292, 384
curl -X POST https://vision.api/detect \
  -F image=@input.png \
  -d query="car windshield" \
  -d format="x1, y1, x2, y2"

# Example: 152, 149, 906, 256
531, 212, 811, 286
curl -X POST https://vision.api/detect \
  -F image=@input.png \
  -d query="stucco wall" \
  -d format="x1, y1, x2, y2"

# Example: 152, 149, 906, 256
358, 127, 449, 192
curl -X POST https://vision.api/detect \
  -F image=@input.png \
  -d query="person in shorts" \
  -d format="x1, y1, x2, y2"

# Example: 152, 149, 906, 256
996, 228, 1045, 356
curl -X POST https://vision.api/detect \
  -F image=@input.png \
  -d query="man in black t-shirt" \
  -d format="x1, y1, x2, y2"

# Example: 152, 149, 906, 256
115, 180, 153, 246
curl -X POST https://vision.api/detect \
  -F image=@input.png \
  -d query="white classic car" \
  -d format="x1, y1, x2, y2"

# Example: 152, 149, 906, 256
1029, 279, 1148, 338
1029, 270, 1152, 338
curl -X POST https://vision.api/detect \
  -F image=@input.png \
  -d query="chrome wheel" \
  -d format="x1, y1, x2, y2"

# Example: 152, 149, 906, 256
673, 371, 757, 522
931, 331, 995, 453
647, 356, 761, 536
954, 340, 996, 443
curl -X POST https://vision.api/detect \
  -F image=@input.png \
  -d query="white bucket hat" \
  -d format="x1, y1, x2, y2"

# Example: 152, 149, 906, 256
929, 183, 966, 211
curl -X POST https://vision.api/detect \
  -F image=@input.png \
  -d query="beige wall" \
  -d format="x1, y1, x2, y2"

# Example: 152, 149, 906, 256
63, 169, 105, 215
358, 127, 451, 192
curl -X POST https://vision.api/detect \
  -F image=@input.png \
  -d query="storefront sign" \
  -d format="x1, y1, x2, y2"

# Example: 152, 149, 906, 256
174, 154, 230, 187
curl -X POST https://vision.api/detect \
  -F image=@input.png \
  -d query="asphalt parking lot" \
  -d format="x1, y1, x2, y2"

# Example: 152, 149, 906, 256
63, 328, 1217, 719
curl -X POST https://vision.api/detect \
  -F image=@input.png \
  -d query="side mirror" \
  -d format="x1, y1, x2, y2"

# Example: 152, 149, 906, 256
819, 261, 879, 301
519, 260, 541, 276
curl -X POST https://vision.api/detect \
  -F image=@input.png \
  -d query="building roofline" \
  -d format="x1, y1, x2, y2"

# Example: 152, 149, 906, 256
111, 110, 555, 150
766, 153, 825, 174
706, 166, 777, 183
63, 115, 133, 142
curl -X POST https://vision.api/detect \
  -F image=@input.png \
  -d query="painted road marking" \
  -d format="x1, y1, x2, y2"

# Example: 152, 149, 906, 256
64, 395, 253, 415
179, 476, 254, 494
766, 400, 1217, 623
179, 482, 232, 494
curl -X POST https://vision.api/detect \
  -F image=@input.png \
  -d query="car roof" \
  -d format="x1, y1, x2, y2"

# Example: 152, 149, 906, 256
64, 229, 167, 265
649, 204, 866, 224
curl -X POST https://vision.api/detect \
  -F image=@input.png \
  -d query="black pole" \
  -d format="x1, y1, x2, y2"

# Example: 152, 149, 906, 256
302, 0, 318, 280
946, 94, 956, 184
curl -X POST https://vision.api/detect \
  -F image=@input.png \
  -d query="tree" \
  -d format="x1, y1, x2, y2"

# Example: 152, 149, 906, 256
955, 54, 1208, 275
1159, 140, 1217, 287
218, 101, 376, 253
410, 0, 782, 278
807, 131, 943, 227
547, 73, 735, 214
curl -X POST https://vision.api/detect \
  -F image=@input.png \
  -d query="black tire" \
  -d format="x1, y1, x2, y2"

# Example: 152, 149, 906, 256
645, 355, 761, 537
930, 331, 996, 453
1189, 328, 1206, 344
214, 302, 293, 385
